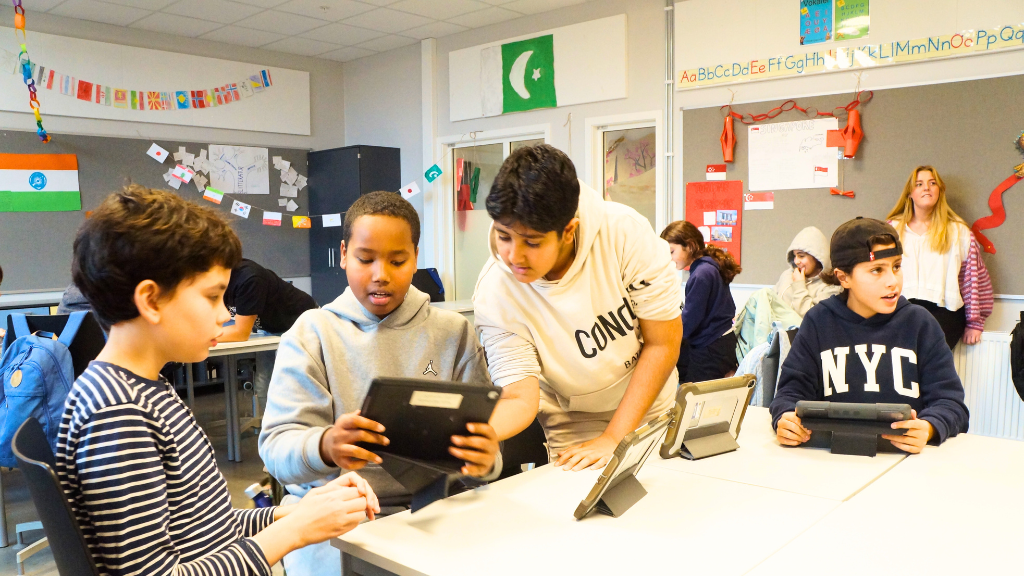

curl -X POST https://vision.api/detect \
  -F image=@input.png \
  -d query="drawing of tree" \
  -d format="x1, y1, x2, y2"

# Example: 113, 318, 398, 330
624, 140, 656, 177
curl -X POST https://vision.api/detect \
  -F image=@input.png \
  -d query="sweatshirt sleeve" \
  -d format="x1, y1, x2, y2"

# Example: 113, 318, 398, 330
620, 215, 682, 321
69, 405, 272, 576
681, 268, 712, 342
233, 508, 277, 538
769, 315, 824, 429
915, 315, 971, 444
958, 232, 993, 332
258, 322, 340, 486
473, 268, 543, 388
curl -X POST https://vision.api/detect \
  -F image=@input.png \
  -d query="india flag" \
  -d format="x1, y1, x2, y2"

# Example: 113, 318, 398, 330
203, 187, 224, 204
0, 154, 81, 212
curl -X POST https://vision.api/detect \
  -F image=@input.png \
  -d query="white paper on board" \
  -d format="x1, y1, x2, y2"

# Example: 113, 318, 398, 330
286, 199, 299, 212
698, 226, 711, 242
703, 211, 716, 226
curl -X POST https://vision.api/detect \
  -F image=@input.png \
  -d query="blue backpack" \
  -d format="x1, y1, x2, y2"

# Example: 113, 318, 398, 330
0, 312, 88, 467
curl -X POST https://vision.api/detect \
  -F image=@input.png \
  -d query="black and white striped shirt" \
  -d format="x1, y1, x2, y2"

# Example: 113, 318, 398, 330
56, 362, 276, 576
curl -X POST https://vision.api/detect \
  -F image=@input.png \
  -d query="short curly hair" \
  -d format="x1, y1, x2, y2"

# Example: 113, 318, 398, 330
72, 185, 242, 329
343, 191, 420, 247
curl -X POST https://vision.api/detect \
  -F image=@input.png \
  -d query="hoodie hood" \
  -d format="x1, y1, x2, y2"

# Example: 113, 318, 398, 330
323, 285, 431, 330
487, 179, 604, 292
818, 293, 910, 326
787, 226, 831, 272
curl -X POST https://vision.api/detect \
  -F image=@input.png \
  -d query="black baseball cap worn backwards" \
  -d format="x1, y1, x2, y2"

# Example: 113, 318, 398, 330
829, 217, 903, 270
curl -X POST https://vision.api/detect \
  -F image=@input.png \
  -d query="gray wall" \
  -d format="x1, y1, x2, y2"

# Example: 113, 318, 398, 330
0, 130, 309, 292
0, 6, 346, 151
682, 75, 1024, 294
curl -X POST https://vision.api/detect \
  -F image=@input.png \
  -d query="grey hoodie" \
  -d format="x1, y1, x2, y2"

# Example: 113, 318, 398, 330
774, 226, 841, 316
258, 285, 498, 499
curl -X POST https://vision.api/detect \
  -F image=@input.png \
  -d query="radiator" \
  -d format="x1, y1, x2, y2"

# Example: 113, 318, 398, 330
953, 332, 1023, 441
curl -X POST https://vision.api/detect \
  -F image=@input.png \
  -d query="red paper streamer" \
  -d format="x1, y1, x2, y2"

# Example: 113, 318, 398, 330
971, 173, 1024, 254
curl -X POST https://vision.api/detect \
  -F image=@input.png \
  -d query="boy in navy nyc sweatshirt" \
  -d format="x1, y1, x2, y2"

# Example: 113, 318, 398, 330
770, 218, 969, 453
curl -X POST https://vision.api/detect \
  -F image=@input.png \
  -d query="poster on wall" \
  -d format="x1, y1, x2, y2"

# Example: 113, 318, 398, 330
604, 126, 657, 227
685, 180, 743, 266
209, 145, 270, 195
835, 0, 869, 40
799, 0, 833, 45
748, 118, 839, 192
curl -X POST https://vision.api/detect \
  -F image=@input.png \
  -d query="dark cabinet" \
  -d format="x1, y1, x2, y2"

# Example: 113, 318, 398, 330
309, 145, 400, 305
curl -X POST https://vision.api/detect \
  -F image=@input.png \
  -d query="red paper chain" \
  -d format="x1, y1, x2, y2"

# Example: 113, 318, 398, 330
721, 91, 873, 125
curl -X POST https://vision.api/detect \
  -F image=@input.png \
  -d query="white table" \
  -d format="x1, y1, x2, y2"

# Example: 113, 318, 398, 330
333, 463, 840, 576
187, 335, 281, 462
747, 432, 1024, 575
648, 407, 907, 501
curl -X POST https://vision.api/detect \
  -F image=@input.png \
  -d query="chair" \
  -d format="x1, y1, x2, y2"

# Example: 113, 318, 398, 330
497, 418, 549, 480
411, 268, 445, 303
759, 327, 799, 408
0, 313, 104, 566
12, 418, 98, 576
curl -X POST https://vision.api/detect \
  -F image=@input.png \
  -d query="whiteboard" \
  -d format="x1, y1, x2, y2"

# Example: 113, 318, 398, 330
0, 27, 310, 136
748, 118, 838, 191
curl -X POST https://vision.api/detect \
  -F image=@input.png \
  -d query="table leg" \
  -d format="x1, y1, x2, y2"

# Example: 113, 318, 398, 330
223, 363, 235, 462
228, 355, 242, 463
185, 363, 195, 411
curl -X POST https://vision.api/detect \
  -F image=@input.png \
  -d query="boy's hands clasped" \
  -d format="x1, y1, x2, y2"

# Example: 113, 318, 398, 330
776, 409, 934, 454
319, 410, 500, 477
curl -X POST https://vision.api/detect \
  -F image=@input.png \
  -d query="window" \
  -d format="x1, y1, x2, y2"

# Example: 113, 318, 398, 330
450, 137, 546, 300
603, 126, 657, 227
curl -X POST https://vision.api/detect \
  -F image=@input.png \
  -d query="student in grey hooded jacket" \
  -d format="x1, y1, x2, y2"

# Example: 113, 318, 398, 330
258, 192, 501, 576
774, 226, 841, 316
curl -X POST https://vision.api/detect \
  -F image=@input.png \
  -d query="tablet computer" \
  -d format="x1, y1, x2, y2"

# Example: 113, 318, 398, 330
358, 377, 502, 472
574, 411, 672, 520
660, 375, 755, 460
795, 401, 910, 456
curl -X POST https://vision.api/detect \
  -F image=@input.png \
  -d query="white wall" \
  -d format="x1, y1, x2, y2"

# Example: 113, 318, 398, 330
0, 6, 345, 150
341, 43, 424, 264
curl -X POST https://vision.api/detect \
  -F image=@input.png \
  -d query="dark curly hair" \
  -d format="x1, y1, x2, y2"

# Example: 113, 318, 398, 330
661, 220, 742, 284
72, 185, 242, 329
343, 191, 421, 248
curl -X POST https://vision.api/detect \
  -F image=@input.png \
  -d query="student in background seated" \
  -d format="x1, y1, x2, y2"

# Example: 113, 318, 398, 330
770, 218, 969, 453
259, 192, 500, 576
774, 226, 841, 316
217, 258, 319, 414
661, 221, 741, 383
58, 186, 377, 576
886, 165, 992, 348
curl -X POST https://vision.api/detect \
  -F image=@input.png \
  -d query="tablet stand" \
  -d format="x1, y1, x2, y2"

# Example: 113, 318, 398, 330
379, 454, 461, 512
801, 418, 906, 457
679, 421, 740, 460
594, 475, 647, 518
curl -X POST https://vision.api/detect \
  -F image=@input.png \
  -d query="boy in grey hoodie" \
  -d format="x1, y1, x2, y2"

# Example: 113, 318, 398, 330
258, 192, 501, 576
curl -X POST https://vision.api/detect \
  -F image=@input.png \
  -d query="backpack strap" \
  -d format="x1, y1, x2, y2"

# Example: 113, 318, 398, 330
57, 311, 89, 348
11, 314, 31, 339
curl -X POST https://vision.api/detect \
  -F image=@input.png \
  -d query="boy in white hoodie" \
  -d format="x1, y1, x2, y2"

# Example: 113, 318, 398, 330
474, 145, 682, 472
259, 192, 500, 576
774, 226, 841, 316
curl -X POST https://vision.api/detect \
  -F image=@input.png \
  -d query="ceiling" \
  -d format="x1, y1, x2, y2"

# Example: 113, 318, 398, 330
23, 0, 597, 62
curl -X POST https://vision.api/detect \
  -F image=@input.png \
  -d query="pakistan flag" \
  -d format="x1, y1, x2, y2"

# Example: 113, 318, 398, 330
480, 35, 557, 116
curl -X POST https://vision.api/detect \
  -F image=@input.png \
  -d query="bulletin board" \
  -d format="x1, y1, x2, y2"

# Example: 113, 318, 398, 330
681, 75, 1024, 294
685, 180, 743, 265
0, 129, 310, 292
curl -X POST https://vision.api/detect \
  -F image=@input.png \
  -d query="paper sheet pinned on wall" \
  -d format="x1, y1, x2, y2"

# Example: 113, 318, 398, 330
278, 199, 288, 206
147, 143, 169, 163
282, 167, 298, 185
295, 174, 307, 190
698, 226, 711, 242
280, 184, 297, 197
703, 211, 716, 226
231, 200, 251, 218
286, 199, 298, 212
278, 159, 291, 172
173, 146, 187, 162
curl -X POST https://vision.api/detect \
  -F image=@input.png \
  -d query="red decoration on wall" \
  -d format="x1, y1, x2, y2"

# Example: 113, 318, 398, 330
685, 180, 743, 266
971, 173, 1023, 254
830, 188, 855, 198
720, 115, 736, 162
840, 109, 864, 158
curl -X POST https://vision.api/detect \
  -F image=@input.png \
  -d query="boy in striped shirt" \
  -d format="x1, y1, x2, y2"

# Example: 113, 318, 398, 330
56, 185, 379, 576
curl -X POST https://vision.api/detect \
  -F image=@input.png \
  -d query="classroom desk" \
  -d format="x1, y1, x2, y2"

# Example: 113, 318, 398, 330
190, 335, 281, 462
647, 407, 907, 501
332, 463, 840, 576
747, 432, 1024, 575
